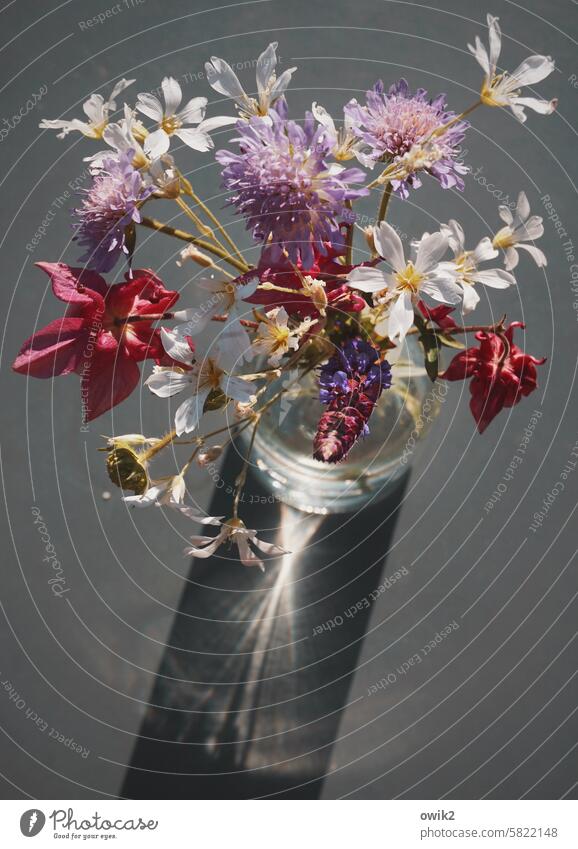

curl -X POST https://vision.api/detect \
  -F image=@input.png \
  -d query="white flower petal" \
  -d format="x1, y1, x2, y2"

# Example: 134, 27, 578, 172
468, 35, 491, 77
472, 237, 499, 264
461, 284, 480, 314
511, 95, 557, 116
205, 56, 247, 106
196, 114, 237, 132
136, 92, 164, 122
175, 389, 210, 435
177, 96, 207, 125
387, 291, 414, 342
160, 325, 196, 363
161, 76, 182, 116
174, 127, 213, 151
422, 274, 462, 304
510, 54, 555, 87
415, 231, 448, 273
516, 243, 547, 267
256, 42, 278, 95
236, 535, 264, 570
270, 67, 297, 101
82, 94, 105, 124
346, 265, 389, 292
487, 14, 502, 74
146, 367, 192, 398
223, 375, 255, 404
109, 78, 135, 105
185, 536, 223, 558
373, 221, 405, 271
144, 127, 171, 158
503, 246, 520, 270
472, 268, 516, 288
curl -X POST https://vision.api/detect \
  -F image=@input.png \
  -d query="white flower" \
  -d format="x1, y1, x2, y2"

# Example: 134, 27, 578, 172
347, 221, 461, 342
124, 475, 225, 526
175, 275, 259, 363
205, 42, 296, 120
87, 104, 150, 170
146, 325, 255, 435
123, 474, 186, 508
492, 191, 547, 270
440, 219, 516, 313
469, 14, 557, 122
312, 102, 362, 161
252, 307, 312, 365
184, 516, 288, 570
39, 78, 134, 139
136, 77, 236, 158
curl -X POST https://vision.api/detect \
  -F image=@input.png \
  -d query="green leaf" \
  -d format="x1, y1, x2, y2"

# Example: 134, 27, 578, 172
203, 388, 228, 412
435, 332, 465, 350
419, 332, 440, 382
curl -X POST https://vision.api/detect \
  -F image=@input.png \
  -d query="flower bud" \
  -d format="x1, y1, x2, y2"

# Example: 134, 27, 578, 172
197, 445, 224, 466
177, 245, 216, 268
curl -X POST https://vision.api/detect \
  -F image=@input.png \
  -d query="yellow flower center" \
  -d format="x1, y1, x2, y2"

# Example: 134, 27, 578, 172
161, 115, 181, 135
395, 262, 423, 293
492, 230, 515, 250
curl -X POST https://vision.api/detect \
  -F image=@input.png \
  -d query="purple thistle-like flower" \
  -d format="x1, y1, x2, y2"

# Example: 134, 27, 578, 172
73, 151, 154, 272
216, 108, 368, 268
345, 79, 469, 199
314, 339, 392, 463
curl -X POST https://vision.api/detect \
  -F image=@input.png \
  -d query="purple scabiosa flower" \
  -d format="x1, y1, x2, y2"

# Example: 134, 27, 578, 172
216, 109, 368, 268
314, 338, 392, 463
73, 150, 154, 272
345, 79, 468, 199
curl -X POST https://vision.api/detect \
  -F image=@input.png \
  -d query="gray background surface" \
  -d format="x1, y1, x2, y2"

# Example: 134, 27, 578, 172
0, 0, 576, 799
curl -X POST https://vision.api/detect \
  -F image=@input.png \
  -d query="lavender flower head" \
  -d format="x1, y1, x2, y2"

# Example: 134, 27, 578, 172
346, 79, 468, 199
73, 150, 154, 272
216, 107, 368, 268
314, 338, 392, 463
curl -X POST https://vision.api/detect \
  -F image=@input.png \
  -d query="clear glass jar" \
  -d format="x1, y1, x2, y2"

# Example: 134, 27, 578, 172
241, 336, 442, 514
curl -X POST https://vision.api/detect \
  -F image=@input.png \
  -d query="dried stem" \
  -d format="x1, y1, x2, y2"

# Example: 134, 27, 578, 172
139, 216, 249, 274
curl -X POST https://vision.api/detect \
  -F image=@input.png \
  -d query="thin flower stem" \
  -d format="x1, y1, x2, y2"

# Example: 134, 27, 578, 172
232, 415, 261, 518
114, 312, 175, 325
189, 190, 247, 266
174, 195, 222, 245
142, 429, 177, 462
345, 200, 354, 265
139, 216, 249, 273
408, 314, 507, 336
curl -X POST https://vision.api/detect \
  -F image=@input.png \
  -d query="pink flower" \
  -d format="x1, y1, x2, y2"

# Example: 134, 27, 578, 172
12, 263, 179, 421
441, 322, 545, 433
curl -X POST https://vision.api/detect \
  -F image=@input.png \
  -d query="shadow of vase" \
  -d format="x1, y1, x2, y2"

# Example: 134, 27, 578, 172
123, 447, 408, 799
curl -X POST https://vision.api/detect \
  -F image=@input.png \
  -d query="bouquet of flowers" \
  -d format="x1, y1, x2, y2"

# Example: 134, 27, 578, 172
14, 14, 555, 569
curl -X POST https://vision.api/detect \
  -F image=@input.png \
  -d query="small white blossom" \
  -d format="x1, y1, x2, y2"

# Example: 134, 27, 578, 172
123, 474, 186, 508
347, 221, 460, 342
440, 219, 516, 313
492, 191, 547, 270
39, 78, 134, 139
311, 102, 362, 161
469, 14, 557, 122
175, 276, 259, 363
205, 42, 296, 120
87, 104, 150, 170
252, 307, 312, 365
184, 516, 288, 570
136, 77, 236, 158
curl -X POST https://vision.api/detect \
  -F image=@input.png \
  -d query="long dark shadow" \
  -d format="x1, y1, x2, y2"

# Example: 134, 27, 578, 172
123, 446, 407, 798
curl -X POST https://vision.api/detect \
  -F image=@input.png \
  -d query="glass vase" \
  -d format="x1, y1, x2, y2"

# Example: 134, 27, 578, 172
240, 336, 443, 514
